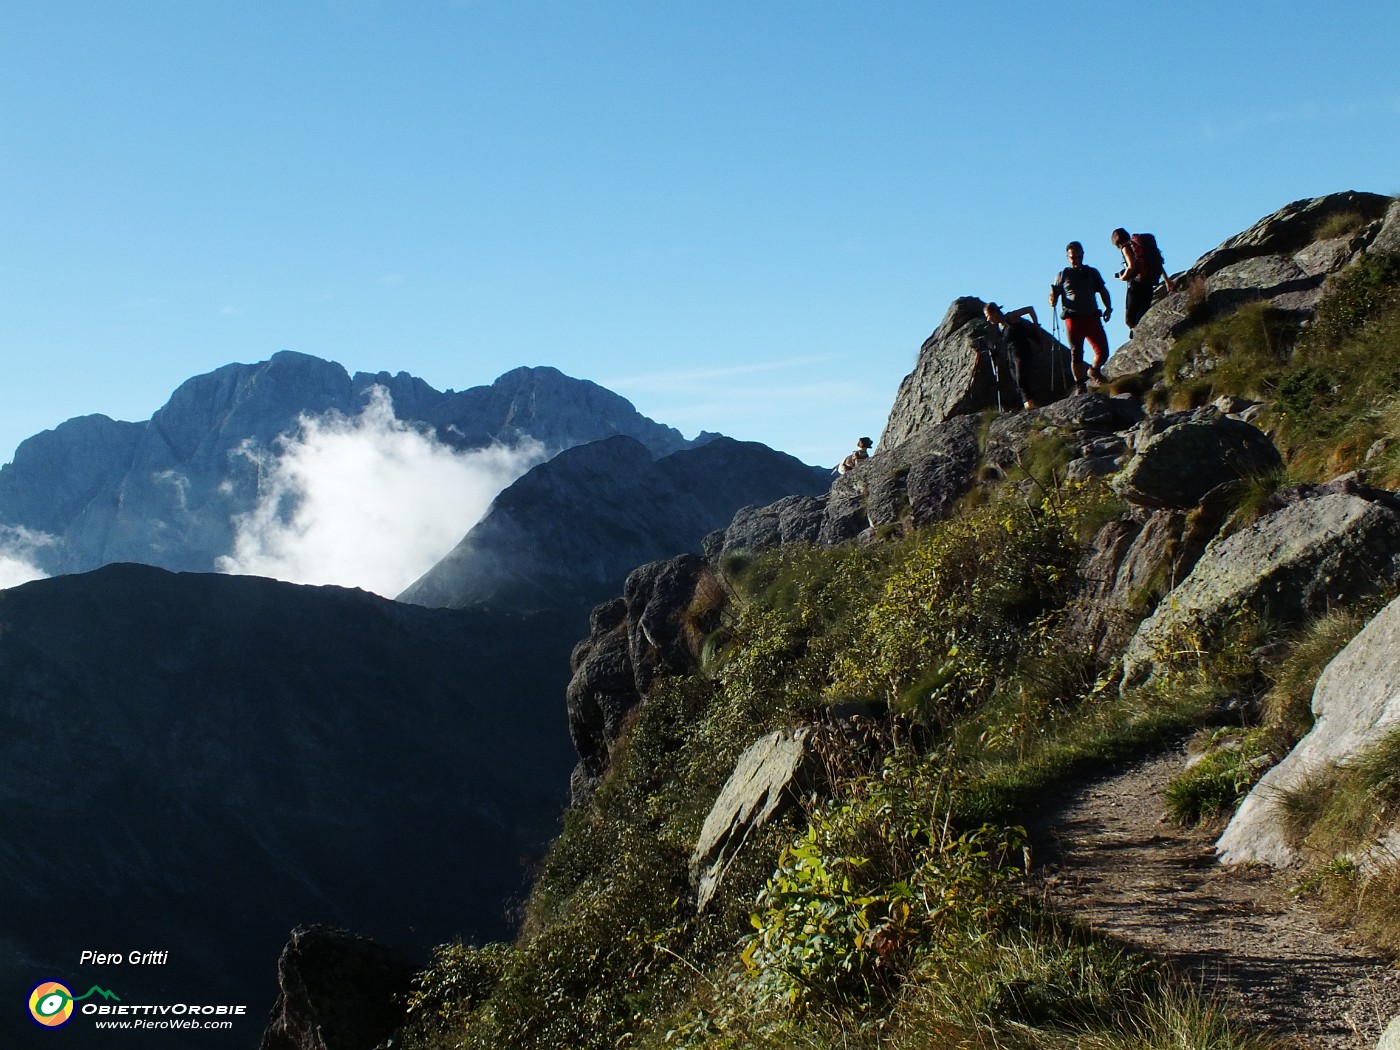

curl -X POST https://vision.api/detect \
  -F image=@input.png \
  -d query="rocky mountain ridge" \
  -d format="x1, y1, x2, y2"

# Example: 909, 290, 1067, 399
0, 354, 693, 576
371, 188, 1400, 1050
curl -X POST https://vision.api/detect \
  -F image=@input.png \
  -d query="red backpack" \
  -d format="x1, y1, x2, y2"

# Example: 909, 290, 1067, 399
1130, 233, 1165, 284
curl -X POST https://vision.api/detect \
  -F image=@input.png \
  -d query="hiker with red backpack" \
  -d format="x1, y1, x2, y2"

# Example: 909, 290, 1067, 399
1112, 228, 1175, 333
1049, 241, 1111, 389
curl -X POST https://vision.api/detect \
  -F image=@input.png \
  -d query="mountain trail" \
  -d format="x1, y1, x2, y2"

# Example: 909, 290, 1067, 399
1031, 749, 1400, 1048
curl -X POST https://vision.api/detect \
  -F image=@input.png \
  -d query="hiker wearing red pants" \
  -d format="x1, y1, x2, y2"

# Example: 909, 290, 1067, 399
1049, 241, 1112, 390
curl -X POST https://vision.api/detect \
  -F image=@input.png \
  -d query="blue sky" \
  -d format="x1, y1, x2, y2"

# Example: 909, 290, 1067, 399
3, 0, 1398, 469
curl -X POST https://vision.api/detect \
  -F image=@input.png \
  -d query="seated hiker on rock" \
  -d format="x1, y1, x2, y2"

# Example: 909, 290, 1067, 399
983, 302, 1052, 410
1049, 240, 1111, 390
838, 436, 873, 475
1111, 228, 1174, 334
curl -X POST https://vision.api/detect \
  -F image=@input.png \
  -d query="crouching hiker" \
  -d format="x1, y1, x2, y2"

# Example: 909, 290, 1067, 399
838, 436, 873, 475
1111, 228, 1174, 333
984, 302, 1053, 410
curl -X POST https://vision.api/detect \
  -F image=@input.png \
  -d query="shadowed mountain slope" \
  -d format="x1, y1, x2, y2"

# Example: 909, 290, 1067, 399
398, 435, 831, 614
0, 563, 579, 1048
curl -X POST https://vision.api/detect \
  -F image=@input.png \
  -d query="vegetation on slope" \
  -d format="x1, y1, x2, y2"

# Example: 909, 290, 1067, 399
392, 486, 1286, 1050
1158, 251, 1400, 483
393, 244, 1400, 1050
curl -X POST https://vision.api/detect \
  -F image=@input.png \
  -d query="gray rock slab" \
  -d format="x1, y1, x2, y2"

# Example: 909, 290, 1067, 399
691, 727, 818, 912
1218, 594, 1400, 867
1120, 492, 1400, 690
1112, 414, 1282, 510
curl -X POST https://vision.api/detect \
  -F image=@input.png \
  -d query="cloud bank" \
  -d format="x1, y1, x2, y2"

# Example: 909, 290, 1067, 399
218, 387, 544, 598
0, 526, 54, 590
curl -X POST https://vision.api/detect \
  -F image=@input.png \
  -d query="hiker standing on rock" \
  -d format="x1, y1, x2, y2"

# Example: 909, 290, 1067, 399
1049, 241, 1111, 389
1112, 228, 1174, 334
838, 437, 873, 475
983, 302, 1052, 410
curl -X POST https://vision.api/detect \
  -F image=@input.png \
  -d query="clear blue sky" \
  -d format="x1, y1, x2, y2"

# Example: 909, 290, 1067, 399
3, 0, 1398, 468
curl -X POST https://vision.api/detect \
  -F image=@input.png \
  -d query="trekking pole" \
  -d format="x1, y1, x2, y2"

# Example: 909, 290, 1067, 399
981, 345, 1004, 413
1050, 313, 1065, 395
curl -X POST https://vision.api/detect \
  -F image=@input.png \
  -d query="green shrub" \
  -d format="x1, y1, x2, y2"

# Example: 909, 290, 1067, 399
1311, 250, 1400, 348
401, 941, 512, 1045
742, 757, 1026, 1011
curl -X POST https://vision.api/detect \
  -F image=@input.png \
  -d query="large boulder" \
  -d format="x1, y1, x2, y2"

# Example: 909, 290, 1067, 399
1106, 191, 1396, 379
259, 925, 416, 1050
1120, 487, 1400, 690
690, 728, 820, 912
1378, 1013, 1400, 1050
1112, 411, 1283, 510
1217, 593, 1400, 867
1371, 197, 1400, 257
704, 494, 827, 558
705, 414, 985, 559
881, 297, 1077, 451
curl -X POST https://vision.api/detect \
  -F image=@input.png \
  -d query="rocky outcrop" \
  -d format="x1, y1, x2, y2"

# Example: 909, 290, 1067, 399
400, 436, 828, 613
1111, 411, 1282, 510
880, 297, 1078, 451
1106, 191, 1396, 378
0, 355, 693, 576
1120, 484, 1400, 690
690, 728, 820, 912
1371, 197, 1400, 257
567, 555, 715, 801
260, 925, 416, 1050
705, 414, 986, 560
1217, 594, 1400, 867
982, 392, 1144, 480
704, 494, 828, 557
1062, 506, 1228, 661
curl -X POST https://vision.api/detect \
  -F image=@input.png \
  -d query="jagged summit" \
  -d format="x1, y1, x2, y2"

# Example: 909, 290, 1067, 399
0, 353, 692, 576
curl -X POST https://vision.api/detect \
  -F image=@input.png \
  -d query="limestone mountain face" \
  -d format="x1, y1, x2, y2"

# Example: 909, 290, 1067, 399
1106, 190, 1396, 378
0, 353, 690, 576
0, 564, 579, 1048
397, 435, 830, 614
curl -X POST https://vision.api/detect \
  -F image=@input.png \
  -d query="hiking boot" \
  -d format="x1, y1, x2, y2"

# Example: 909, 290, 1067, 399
1087, 365, 1105, 384
1023, 399, 1038, 410
1075, 382, 1087, 395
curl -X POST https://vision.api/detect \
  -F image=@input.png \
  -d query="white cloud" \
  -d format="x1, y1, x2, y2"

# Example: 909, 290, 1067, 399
217, 387, 545, 598
0, 526, 54, 590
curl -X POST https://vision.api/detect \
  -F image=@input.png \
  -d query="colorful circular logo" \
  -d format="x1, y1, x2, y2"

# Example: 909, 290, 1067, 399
28, 981, 75, 1027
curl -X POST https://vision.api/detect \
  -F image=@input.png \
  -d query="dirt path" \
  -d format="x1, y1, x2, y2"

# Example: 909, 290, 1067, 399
1031, 749, 1400, 1049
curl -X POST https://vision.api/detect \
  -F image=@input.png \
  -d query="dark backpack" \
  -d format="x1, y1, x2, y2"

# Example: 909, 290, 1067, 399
1130, 233, 1165, 284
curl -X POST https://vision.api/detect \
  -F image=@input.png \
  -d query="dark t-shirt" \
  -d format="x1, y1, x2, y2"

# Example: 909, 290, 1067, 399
1004, 318, 1041, 357
1053, 265, 1108, 317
